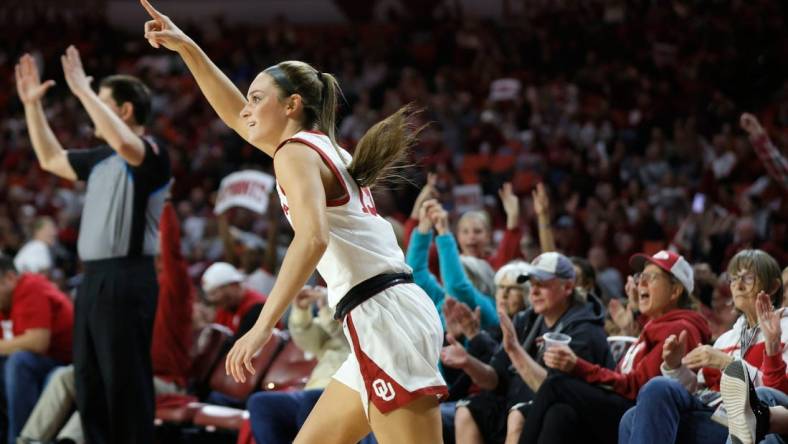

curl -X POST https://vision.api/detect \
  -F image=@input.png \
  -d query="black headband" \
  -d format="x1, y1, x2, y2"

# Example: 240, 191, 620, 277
264, 65, 296, 96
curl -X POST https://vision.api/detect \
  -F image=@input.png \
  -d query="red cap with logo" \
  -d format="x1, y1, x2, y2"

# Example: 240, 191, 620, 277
630, 250, 694, 294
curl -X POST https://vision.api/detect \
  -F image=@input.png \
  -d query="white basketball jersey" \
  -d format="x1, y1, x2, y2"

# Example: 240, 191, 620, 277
275, 130, 411, 308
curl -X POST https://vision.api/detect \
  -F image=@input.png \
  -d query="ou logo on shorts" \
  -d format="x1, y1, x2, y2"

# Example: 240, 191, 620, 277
372, 378, 395, 401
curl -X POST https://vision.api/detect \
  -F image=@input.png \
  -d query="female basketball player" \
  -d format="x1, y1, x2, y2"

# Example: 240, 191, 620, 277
140, 1, 446, 442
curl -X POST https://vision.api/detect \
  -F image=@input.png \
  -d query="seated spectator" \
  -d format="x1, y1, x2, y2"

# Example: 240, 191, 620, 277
494, 261, 532, 320
444, 252, 612, 444
519, 250, 711, 444
406, 199, 498, 329
201, 262, 266, 335
13, 217, 56, 275
17, 202, 194, 444
619, 249, 787, 444
247, 286, 375, 444
0, 255, 73, 444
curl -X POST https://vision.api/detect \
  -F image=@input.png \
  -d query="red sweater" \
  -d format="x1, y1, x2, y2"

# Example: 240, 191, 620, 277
572, 309, 711, 400
215, 289, 266, 334
150, 202, 194, 388
403, 217, 522, 272
2, 274, 73, 363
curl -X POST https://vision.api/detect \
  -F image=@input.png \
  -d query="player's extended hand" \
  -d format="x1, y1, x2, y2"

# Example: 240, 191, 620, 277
225, 325, 272, 383
141, 0, 193, 52
60, 46, 94, 99
14, 54, 55, 105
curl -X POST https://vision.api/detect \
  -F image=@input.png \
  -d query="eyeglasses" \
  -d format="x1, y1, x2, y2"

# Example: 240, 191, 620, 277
727, 273, 756, 288
634, 271, 667, 285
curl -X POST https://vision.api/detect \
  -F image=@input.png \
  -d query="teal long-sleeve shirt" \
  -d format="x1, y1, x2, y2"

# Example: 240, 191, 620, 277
405, 230, 499, 328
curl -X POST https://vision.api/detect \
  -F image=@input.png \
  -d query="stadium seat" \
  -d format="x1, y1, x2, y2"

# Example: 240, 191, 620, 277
155, 324, 233, 425
154, 394, 204, 425
607, 335, 637, 363
189, 323, 234, 387
260, 339, 319, 391
207, 329, 287, 400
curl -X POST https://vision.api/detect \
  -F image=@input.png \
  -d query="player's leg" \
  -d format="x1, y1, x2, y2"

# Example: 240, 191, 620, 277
368, 394, 443, 444
293, 380, 371, 444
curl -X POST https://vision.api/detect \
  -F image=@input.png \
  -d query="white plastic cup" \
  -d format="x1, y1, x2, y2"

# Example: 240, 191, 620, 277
543, 332, 571, 350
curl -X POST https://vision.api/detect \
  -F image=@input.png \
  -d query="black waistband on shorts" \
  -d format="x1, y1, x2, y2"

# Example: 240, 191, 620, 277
333, 272, 413, 321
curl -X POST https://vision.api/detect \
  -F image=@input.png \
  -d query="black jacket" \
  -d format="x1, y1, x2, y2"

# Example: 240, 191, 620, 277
465, 294, 614, 406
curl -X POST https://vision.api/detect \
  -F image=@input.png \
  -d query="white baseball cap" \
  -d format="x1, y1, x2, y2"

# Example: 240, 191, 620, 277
201, 262, 245, 293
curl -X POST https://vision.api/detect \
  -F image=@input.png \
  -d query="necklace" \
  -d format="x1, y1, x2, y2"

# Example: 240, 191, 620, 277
740, 320, 760, 359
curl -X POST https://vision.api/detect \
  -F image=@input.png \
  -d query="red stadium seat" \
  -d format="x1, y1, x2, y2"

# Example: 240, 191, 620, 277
207, 329, 286, 400
189, 323, 234, 387
154, 394, 204, 425
260, 339, 318, 392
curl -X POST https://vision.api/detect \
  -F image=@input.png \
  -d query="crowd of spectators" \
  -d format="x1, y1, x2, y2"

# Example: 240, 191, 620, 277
1, 0, 788, 443
2, 0, 787, 289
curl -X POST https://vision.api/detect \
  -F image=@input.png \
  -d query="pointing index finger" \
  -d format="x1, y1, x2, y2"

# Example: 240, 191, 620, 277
140, 0, 165, 20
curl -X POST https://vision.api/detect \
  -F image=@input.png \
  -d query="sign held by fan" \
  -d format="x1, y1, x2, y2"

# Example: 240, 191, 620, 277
214, 170, 275, 215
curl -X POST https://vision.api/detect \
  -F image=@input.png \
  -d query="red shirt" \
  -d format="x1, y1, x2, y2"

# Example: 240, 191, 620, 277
214, 289, 266, 334
1, 274, 73, 363
150, 202, 194, 388
572, 309, 712, 400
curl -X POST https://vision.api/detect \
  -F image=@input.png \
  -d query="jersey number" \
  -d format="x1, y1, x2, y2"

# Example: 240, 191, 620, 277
360, 187, 378, 216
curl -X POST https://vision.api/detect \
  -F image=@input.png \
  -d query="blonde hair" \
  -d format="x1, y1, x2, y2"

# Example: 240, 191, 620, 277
727, 249, 783, 307
458, 211, 491, 231
270, 61, 421, 187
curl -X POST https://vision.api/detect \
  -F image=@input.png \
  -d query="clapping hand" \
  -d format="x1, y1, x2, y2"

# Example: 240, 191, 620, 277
662, 330, 688, 369
757, 291, 782, 357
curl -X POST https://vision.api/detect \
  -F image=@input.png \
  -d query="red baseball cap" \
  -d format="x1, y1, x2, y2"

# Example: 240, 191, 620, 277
630, 250, 694, 294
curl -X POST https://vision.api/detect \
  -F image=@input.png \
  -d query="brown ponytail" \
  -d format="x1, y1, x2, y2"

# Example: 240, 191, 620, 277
348, 103, 423, 188
268, 61, 422, 187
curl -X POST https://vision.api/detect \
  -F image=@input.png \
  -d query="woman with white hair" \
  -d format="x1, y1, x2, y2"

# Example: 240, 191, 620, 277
494, 261, 532, 318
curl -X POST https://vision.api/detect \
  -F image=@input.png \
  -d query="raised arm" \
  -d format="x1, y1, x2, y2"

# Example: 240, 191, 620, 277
60, 46, 145, 166
532, 182, 556, 252
740, 113, 788, 190
140, 0, 266, 155
225, 143, 329, 382
430, 204, 499, 328
14, 54, 76, 181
